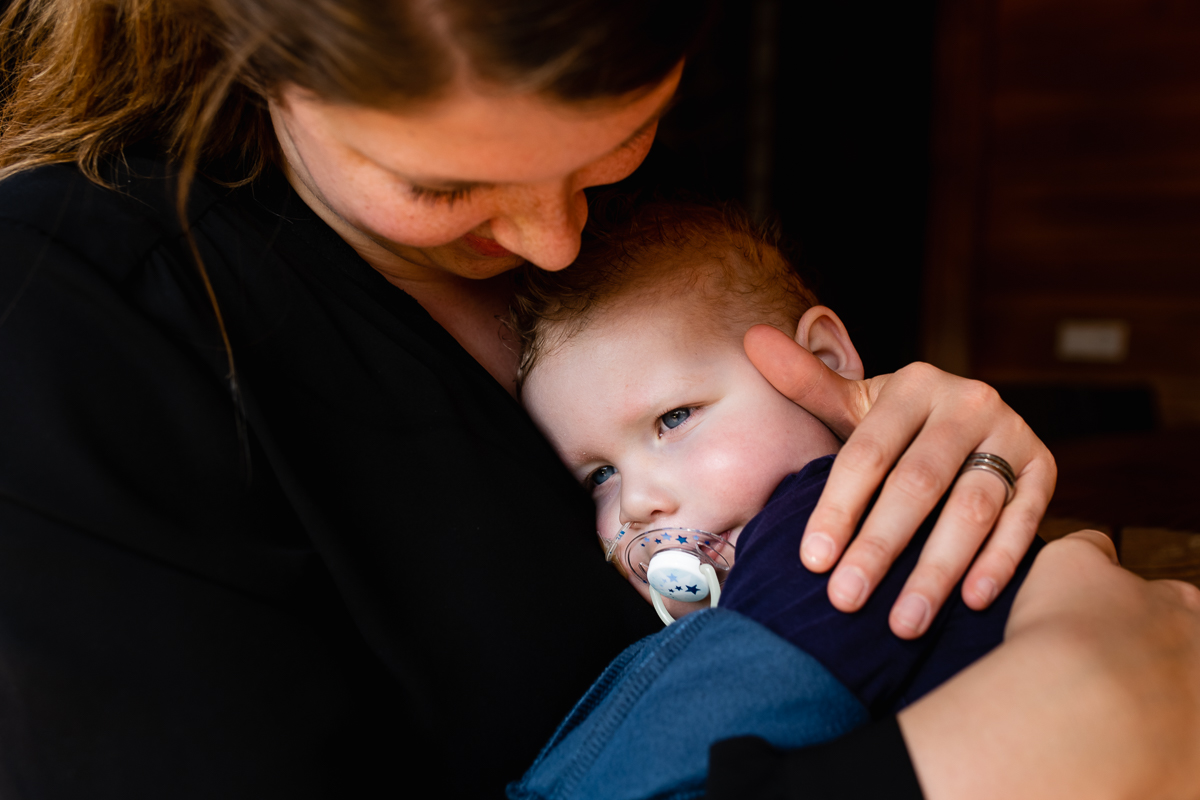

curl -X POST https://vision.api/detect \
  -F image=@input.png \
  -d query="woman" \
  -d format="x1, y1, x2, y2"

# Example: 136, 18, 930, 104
0, 1, 1196, 797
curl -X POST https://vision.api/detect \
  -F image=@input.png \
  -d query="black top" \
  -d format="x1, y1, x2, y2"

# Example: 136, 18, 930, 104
0, 156, 920, 799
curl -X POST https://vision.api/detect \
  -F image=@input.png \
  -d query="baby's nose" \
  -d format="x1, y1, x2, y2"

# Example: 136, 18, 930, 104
619, 478, 679, 526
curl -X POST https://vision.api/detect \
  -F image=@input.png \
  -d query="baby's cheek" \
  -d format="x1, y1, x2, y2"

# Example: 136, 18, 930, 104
595, 496, 623, 542
697, 445, 780, 518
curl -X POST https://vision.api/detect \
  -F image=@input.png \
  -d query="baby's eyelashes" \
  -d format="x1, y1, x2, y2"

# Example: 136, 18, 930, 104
587, 464, 618, 488
657, 407, 694, 436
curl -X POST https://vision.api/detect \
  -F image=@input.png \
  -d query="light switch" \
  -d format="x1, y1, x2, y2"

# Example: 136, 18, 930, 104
1055, 319, 1130, 363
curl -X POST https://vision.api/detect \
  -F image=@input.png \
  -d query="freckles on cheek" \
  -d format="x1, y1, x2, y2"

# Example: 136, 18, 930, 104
354, 196, 479, 247
309, 158, 486, 248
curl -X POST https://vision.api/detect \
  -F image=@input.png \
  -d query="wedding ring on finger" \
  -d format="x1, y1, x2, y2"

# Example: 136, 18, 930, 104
959, 453, 1017, 505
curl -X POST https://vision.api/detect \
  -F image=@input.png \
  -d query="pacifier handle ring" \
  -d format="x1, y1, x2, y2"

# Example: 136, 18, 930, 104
649, 563, 723, 627
700, 563, 721, 606
650, 585, 675, 626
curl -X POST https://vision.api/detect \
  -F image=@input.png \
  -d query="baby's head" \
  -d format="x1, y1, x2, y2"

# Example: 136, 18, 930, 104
512, 198, 863, 616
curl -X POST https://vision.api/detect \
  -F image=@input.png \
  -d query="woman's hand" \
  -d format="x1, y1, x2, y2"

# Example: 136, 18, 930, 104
744, 324, 1056, 639
900, 531, 1200, 800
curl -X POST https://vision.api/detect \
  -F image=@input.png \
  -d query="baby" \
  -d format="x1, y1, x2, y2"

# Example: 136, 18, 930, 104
511, 198, 1040, 717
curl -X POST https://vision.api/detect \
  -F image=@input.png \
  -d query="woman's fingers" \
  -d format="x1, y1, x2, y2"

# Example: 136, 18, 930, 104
744, 325, 881, 574
743, 324, 868, 440
808, 363, 964, 599
843, 374, 1053, 636
958, 443, 1056, 609
888, 469, 1013, 638
746, 327, 1058, 635
800, 360, 1052, 634
868, 379, 1053, 636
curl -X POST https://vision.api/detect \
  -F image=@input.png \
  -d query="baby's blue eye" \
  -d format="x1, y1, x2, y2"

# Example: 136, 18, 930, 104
660, 408, 692, 430
589, 465, 617, 487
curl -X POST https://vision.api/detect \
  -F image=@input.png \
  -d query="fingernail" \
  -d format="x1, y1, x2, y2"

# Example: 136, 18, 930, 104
829, 567, 869, 609
894, 594, 932, 636
974, 578, 999, 607
802, 532, 835, 567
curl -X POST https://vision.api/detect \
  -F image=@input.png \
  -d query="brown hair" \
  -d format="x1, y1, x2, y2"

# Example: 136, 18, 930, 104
509, 194, 818, 392
0, 0, 710, 448
0, 0, 708, 188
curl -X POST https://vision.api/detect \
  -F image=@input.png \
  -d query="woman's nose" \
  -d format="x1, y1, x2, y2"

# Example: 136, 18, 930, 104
489, 181, 588, 270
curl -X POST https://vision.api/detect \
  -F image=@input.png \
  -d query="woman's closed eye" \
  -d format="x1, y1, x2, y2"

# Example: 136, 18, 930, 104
408, 183, 475, 206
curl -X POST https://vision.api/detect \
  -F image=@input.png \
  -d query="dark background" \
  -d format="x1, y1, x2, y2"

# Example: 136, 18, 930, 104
619, 0, 1200, 545
627, 0, 939, 378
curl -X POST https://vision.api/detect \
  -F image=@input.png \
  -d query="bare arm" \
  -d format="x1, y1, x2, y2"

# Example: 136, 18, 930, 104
900, 531, 1200, 800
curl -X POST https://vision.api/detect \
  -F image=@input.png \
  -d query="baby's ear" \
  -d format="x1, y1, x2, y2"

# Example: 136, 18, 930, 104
793, 306, 865, 381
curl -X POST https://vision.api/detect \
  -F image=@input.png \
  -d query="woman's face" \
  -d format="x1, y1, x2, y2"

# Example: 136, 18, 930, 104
269, 64, 683, 283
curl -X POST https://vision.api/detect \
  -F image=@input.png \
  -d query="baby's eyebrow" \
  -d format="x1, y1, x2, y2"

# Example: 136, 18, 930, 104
558, 448, 595, 469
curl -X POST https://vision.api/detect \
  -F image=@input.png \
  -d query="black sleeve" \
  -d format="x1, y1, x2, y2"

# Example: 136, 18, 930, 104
0, 162, 658, 798
706, 717, 924, 800
0, 196, 397, 797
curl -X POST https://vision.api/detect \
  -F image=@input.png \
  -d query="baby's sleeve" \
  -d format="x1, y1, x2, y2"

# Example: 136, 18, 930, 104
719, 455, 1040, 716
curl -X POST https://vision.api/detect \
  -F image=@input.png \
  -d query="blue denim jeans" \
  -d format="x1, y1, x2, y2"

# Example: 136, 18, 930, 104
508, 608, 868, 800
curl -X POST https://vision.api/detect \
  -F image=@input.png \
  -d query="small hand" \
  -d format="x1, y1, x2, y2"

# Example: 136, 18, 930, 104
744, 324, 1056, 639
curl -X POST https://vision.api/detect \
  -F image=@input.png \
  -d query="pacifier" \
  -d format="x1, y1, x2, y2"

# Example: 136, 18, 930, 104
605, 525, 736, 627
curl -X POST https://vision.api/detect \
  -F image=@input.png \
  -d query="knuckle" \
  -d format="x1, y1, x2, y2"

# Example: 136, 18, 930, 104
889, 458, 945, 500
914, 558, 961, 593
840, 435, 893, 476
1040, 446, 1058, 483
1008, 504, 1044, 537
980, 546, 1021, 582
900, 361, 939, 384
1169, 581, 1200, 613
952, 483, 1003, 528
849, 533, 898, 570
959, 379, 1000, 414
810, 503, 856, 533
1184, 585, 1200, 613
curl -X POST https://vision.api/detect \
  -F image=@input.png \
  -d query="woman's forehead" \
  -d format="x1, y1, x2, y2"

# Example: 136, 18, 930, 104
279, 63, 681, 185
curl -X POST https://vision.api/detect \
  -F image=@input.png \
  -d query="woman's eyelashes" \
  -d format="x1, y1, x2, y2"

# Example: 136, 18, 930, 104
408, 183, 475, 206
657, 407, 693, 436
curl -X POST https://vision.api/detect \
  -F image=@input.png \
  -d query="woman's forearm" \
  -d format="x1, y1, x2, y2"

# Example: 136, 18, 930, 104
900, 531, 1200, 800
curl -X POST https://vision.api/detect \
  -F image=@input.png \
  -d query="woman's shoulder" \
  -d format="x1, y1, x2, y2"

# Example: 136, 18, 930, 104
0, 153, 232, 283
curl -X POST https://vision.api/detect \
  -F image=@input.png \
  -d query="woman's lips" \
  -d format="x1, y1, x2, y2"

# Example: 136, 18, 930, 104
461, 232, 514, 258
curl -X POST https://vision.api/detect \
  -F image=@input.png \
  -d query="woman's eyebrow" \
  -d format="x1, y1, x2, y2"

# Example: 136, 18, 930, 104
616, 93, 679, 151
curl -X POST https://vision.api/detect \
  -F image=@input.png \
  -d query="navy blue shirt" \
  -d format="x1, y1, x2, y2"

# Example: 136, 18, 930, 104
720, 455, 1042, 717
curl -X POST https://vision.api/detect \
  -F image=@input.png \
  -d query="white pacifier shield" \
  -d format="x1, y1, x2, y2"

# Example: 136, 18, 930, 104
646, 550, 710, 602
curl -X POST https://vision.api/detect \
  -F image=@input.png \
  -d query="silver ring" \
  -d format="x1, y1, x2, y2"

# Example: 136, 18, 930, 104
959, 453, 1016, 505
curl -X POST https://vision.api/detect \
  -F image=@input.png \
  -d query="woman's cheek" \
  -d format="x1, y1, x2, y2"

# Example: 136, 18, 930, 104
341, 186, 490, 248
313, 158, 488, 247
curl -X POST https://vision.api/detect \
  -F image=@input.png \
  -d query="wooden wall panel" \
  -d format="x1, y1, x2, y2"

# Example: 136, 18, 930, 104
926, 0, 1200, 425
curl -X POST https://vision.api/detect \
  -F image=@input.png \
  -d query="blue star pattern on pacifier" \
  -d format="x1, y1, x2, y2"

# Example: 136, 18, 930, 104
646, 549, 711, 602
